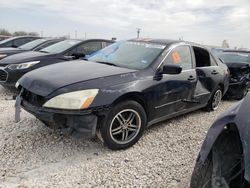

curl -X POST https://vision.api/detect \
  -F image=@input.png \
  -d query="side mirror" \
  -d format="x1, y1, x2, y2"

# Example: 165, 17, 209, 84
161, 64, 182, 75
72, 53, 85, 59
12, 44, 18, 48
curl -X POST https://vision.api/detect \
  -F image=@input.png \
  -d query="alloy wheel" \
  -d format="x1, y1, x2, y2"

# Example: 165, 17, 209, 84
212, 90, 222, 110
109, 109, 141, 145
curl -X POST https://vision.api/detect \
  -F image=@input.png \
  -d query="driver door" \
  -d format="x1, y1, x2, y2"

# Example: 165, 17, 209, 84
153, 45, 197, 119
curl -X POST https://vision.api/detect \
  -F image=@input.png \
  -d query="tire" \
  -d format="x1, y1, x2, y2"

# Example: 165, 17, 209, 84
190, 158, 212, 188
205, 87, 222, 112
100, 100, 147, 150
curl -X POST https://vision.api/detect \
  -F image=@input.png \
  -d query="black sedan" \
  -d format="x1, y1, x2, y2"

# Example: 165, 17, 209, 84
0, 39, 113, 88
15, 39, 230, 150
190, 93, 250, 187
0, 38, 63, 60
219, 50, 250, 99
0, 36, 40, 48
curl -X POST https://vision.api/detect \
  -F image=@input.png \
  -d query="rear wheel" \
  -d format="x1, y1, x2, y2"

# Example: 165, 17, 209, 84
99, 100, 147, 150
205, 87, 222, 112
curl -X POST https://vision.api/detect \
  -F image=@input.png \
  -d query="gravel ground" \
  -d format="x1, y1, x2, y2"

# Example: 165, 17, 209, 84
0, 85, 237, 188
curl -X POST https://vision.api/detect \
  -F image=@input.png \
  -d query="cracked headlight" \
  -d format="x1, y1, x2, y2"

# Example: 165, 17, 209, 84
8, 61, 40, 70
43, 89, 99, 110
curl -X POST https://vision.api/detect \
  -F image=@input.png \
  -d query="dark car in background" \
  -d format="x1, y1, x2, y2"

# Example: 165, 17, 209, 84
190, 93, 250, 188
219, 50, 250, 99
15, 39, 229, 150
0, 38, 64, 60
0, 36, 40, 48
210, 47, 229, 57
0, 39, 113, 88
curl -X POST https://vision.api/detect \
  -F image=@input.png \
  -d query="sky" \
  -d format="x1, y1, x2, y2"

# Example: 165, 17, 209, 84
0, 0, 249, 49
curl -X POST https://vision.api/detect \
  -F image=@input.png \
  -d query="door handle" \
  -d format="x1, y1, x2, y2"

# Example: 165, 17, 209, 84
211, 70, 219, 75
188, 75, 195, 81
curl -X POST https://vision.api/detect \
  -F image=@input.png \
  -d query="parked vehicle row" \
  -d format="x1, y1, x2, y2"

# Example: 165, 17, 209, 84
14, 39, 230, 150
0, 36, 41, 48
0, 38, 63, 60
0, 36, 249, 187
0, 39, 113, 88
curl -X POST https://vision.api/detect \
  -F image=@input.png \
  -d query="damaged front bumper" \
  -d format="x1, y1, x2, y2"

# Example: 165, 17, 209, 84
17, 97, 109, 139
225, 79, 250, 99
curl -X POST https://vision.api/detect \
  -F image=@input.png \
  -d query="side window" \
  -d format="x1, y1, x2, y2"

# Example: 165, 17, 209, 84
13, 38, 32, 47
163, 45, 192, 70
193, 47, 211, 67
67, 48, 77, 56
70, 42, 102, 55
4, 41, 14, 47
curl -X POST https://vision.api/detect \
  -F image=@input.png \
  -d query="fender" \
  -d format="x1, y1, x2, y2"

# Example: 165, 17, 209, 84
198, 96, 250, 182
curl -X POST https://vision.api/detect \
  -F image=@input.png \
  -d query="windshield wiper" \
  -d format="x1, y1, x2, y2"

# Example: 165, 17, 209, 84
96, 61, 118, 67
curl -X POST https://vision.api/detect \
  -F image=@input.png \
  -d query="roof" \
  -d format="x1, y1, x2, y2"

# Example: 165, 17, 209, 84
129, 38, 181, 45
128, 38, 207, 49
9, 36, 40, 39
223, 50, 250, 53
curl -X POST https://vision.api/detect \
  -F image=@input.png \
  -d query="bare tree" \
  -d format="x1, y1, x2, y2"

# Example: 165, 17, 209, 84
13, 31, 28, 36
28, 32, 39, 36
0, 28, 11, 36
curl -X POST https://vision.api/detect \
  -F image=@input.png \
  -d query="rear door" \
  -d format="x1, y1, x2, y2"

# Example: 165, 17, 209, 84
153, 45, 198, 119
192, 46, 222, 104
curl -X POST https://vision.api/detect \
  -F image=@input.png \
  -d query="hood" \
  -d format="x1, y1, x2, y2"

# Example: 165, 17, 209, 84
0, 51, 57, 65
19, 60, 137, 97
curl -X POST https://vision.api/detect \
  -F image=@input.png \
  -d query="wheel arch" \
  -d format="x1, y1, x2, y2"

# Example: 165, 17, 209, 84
199, 122, 243, 163
218, 83, 225, 94
112, 92, 148, 117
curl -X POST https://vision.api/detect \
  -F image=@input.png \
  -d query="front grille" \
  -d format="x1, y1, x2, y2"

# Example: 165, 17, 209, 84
0, 69, 7, 82
21, 88, 47, 107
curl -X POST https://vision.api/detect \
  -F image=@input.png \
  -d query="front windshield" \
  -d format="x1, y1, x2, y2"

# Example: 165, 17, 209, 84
40, 40, 82, 54
219, 52, 250, 63
19, 39, 47, 50
88, 41, 166, 70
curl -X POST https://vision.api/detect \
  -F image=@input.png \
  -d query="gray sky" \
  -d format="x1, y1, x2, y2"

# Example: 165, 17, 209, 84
0, 0, 249, 49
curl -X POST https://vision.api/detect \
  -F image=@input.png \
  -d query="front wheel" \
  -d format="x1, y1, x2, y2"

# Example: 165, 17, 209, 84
205, 87, 222, 112
100, 100, 147, 150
